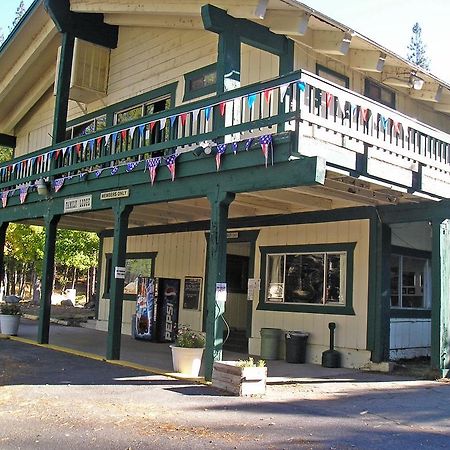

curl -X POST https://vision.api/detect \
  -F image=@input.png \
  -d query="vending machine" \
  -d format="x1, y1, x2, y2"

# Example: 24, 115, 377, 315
134, 277, 180, 343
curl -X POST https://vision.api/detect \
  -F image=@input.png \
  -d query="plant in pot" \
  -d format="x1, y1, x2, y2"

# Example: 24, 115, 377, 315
170, 324, 205, 377
0, 302, 22, 336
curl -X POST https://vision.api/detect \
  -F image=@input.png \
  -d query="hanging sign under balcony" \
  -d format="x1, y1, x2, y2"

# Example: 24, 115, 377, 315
100, 189, 130, 200
64, 195, 92, 213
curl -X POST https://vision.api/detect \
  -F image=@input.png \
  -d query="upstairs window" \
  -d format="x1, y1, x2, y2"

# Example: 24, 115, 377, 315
65, 114, 106, 140
365, 79, 395, 109
114, 96, 171, 125
316, 64, 349, 88
183, 64, 217, 101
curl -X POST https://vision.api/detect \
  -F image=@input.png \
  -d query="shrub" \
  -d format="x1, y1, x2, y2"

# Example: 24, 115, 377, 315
174, 324, 205, 348
0, 303, 21, 316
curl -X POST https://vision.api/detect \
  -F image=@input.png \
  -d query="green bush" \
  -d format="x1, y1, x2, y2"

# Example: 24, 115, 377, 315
0, 303, 21, 315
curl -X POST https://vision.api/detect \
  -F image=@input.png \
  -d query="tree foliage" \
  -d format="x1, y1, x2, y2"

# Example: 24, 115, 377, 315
0, 1, 26, 46
407, 22, 430, 70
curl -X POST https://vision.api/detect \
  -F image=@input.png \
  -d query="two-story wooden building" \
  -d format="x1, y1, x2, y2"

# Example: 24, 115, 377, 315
0, 0, 448, 379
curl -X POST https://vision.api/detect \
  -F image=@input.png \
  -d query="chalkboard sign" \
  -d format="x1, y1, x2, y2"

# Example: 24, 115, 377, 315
183, 277, 202, 310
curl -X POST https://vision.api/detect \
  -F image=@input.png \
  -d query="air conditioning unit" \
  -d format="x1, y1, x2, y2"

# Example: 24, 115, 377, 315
55, 38, 110, 104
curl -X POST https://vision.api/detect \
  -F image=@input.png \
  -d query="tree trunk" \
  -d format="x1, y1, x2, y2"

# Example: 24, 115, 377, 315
71, 267, 77, 289
86, 267, 90, 304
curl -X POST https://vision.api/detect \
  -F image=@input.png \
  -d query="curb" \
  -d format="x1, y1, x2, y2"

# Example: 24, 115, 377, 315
0, 334, 209, 385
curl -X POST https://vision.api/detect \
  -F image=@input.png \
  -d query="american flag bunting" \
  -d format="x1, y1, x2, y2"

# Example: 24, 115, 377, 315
165, 153, 177, 181
259, 134, 273, 167
146, 156, 161, 186
215, 144, 227, 171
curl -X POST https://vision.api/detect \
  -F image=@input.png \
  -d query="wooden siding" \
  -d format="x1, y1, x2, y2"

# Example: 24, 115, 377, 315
249, 219, 371, 368
98, 231, 207, 334
294, 42, 449, 133
390, 318, 431, 360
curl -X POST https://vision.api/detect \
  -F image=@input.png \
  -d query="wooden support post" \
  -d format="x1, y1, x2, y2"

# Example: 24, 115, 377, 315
367, 216, 391, 363
0, 222, 9, 298
52, 32, 75, 145
431, 219, 450, 378
106, 204, 133, 360
204, 190, 235, 381
38, 215, 60, 344
217, 31, 241, 94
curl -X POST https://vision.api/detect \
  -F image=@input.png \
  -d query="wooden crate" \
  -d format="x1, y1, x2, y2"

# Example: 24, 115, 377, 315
212, 361, 267, 396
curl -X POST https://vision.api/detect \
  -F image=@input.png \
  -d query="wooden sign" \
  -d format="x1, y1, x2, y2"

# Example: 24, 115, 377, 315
183, 277, 202, 310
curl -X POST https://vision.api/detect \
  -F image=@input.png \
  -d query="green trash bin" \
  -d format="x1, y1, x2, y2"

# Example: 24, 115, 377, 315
260, 328, 283, 360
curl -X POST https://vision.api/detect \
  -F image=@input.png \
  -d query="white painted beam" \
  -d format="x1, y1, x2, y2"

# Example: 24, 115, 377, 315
264, 10, 310, 36
312, 30, 352, 56
410, 84, 443, 102
255, 0, 269, 19
350, 49, 385, 72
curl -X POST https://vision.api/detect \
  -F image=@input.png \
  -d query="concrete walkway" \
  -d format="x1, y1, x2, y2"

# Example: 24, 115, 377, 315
12, 319, 412, 384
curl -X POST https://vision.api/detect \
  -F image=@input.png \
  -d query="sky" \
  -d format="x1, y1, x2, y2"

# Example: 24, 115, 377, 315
0, 0, 449, 82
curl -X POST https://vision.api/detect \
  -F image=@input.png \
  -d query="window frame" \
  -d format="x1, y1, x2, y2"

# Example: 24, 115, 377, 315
103, 251, 157, 301
183, 63, 217, 101
257, 243, 356, 315
316, 64, 349, 88
390, 245, 431, 317
364, 78, 396, 109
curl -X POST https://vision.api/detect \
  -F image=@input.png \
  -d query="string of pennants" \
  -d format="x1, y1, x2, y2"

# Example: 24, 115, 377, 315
0, 134, 274, 208
0, 77, 403, 180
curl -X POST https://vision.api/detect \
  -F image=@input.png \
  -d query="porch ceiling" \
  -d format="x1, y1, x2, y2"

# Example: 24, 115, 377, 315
18, 170, 430, 233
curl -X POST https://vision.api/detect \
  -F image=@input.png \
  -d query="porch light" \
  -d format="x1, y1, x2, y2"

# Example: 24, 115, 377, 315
410, 73, 424, 90
35, 178, 49, 196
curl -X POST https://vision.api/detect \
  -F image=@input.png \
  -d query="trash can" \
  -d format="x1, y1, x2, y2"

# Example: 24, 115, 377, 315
260, 328, 283, 360
285, 331, 309, 363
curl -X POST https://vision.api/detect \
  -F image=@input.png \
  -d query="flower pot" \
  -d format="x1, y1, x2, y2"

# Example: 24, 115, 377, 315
0, 314, 20, 336
170, 345, 204, 377
212, 361, 267, 396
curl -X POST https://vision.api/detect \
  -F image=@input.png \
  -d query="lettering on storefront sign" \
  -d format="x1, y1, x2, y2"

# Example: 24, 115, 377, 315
227, 232, 239, 239
100, 189, 130, 200
64, 195, 92, 213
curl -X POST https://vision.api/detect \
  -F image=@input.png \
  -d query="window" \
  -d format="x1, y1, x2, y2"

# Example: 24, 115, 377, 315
114, 96, 171, 125
316, 64, 349, 88
390, 253, 431, 309
103, 252, 157, 300
258, 243, 355, 314
365, 79, 395, 109
65, 114, 106, 140
183, 64, 217, 101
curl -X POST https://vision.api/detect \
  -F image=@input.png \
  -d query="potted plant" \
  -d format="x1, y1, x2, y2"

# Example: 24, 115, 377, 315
170, 324, 205, 377
212, 357, 267, 396
0, 302, 21, 336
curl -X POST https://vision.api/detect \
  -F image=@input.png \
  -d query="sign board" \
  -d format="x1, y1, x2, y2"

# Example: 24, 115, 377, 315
247, 278, 261, 301
183, 277, 202, 310
114, 266, 126, 279
100, 189, 130, 200
227, 232, 239, 239
215, 282, 227, 303
64, 195, 92, 213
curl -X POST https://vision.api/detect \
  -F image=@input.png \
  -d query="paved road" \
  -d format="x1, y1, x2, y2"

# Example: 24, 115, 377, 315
0, 339, 449, 449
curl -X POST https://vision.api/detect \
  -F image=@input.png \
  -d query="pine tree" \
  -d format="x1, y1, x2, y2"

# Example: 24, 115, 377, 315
407, 22, 430, 70
9, 1, 26, 32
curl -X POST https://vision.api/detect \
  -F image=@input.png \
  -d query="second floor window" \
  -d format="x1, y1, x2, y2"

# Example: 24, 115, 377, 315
365, 79, 395, 109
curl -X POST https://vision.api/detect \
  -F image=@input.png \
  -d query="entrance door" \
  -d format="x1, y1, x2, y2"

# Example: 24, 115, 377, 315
223, 242, 251, 353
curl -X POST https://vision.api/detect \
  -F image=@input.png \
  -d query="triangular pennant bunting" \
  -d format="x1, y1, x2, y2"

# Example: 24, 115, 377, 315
95, 169, 103, 178
245, 138, 253, 151
149, 121, 156, 132
192, 109, 200, 122
121, 130, 128, 141
54, 178, 65, 193
180, 113, 188, 126
259, 134, 273, 167
360, 108, 370, 123
165, 153, 177, 181
263, 89, 273, 104
1, 190, 8, 208
325, 92, 333, 109
379, 115, 389, 131
219, 102, 226, 116
232, 142, 238, 154
129, 126, 137, 138
204, 107, 212, 121
79, 172, 87, 181
215, 144, 227, 171
138, 124, 146, 138
247, 94, 257, 110
393, 120, 402, 135
279, 83, 289, 101
126, 161, 140, 172
19, 186, 28, 204
159, 118, 167, 129
146, 156, 161, 186
297, 81, 306, 91
170, 116, 177, 127
110, 166, 119, 176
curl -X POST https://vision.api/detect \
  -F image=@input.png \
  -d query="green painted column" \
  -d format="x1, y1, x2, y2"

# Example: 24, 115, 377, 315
204, 190, 235, 381
38, 214, 60, 344
52, 32, 75, 145
0, 222, 9, 297
431, 219, 450, 377
217, 31, 241, 94
106, 204, 133, 360
94, 233, 104, 320
367, 217, 391, 363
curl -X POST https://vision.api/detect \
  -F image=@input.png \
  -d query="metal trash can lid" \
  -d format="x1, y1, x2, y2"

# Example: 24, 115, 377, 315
285, 331, 309, 338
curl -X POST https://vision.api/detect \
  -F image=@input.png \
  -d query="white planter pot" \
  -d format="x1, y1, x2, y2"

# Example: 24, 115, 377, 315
0, 314, 20, 336
170, 345, 204, 377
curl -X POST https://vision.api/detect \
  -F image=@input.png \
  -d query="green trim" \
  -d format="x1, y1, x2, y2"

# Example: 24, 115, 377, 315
103, 251, 157, 301
45, 0, 118, 49
66, 82, 178, 132
390, 308, 431, 319
379, 200, 450, 225
316, 64, 349, 88
183, 64, 217, 101
257, 242, 356, 315
94, 234, 104, 319
391, 245, 431, 259
0, 134, 16, 148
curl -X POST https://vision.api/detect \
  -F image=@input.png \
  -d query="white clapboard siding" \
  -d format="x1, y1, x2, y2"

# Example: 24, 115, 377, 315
249, 219, 370, 366
390, 318, 431, 360
98, 231, 207, 333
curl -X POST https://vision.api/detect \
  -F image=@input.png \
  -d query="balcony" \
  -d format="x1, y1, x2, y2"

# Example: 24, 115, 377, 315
1, 70, 449, 205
